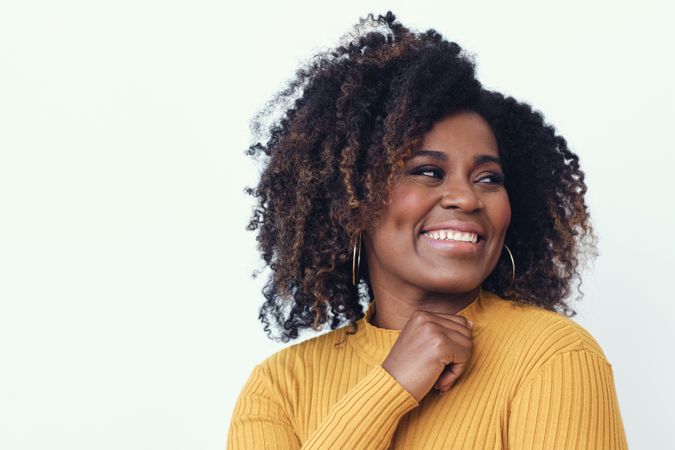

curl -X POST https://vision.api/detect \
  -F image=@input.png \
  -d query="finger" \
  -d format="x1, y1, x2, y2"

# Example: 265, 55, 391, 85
413, 311, 474, 340
434, 339, 473, 390
415, 309, 473, 330
437, 359, 469, 387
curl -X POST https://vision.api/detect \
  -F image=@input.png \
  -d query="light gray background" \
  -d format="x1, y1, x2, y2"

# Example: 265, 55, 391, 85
1, 1, 672, 449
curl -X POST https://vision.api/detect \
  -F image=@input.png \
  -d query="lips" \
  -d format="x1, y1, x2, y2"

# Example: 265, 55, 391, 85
420, 232, 486, 255
420, 220, 486, 241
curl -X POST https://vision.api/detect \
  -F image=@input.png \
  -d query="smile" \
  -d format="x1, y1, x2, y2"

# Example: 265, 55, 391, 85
423, 229, 478, 243
419, 229, 485, 255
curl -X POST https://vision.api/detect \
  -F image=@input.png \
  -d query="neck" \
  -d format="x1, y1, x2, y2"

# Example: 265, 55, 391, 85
369, 283, 481, 330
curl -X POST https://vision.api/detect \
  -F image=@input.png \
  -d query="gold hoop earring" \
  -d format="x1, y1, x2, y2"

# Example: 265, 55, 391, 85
352, 231, 362, 286
504, 244, 515, 284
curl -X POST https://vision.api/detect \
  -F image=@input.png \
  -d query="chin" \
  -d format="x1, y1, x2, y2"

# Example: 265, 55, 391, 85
424, 276, 482, 294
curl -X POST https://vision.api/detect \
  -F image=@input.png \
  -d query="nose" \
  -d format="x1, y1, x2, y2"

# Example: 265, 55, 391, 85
439, 179, 483, 212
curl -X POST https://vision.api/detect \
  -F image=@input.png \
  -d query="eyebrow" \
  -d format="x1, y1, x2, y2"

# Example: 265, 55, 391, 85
410, 149, 502, 166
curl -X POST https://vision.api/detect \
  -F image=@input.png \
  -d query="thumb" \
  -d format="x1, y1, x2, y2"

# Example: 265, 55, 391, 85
436, 361, 467, 389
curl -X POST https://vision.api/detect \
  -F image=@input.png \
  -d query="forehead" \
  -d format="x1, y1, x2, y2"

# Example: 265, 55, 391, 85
417, 110, 498, 158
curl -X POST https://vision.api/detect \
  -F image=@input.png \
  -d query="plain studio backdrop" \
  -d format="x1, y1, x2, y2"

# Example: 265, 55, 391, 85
1, 1, 672, 449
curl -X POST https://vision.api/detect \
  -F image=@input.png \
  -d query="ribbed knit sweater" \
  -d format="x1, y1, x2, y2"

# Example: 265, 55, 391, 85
227, 288, 628, 449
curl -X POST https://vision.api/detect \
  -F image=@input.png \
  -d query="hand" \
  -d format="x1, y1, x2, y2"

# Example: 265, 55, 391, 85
381, 309, 474, 402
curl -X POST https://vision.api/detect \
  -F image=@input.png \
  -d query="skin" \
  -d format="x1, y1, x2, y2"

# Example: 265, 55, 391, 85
362, 110, 511, 400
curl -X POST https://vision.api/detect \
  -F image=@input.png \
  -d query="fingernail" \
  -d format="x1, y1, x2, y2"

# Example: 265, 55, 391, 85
468, 320, 474, 328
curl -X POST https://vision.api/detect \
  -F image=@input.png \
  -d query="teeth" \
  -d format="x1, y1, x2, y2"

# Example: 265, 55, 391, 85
424, 229, 479, 243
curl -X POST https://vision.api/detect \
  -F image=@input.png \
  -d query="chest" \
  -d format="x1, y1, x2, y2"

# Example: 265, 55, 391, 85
295, 347, 519, 449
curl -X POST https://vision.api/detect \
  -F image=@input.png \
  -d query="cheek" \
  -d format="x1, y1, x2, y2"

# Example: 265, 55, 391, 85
489, 193, 511, 233
383, 188, 429, 229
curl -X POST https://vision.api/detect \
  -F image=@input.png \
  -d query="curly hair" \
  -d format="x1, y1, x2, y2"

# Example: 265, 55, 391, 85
244, 11, 597, 343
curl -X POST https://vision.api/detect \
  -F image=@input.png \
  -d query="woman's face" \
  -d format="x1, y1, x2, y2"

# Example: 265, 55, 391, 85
363, 110, 511, 296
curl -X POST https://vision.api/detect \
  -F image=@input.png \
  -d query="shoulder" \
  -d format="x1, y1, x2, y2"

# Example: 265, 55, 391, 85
483, 292, 615, 390
484, 292, 611, 372
245, 324, 352, 413
493, 293, 607, 357
256, 323, 352, 376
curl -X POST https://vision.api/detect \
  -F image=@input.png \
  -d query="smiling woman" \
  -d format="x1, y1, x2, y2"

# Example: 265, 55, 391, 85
365, 111, 511, 306
228, 10, 628, 450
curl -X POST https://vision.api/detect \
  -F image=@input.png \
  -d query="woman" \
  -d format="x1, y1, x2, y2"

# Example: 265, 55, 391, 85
228, 11, 628, 449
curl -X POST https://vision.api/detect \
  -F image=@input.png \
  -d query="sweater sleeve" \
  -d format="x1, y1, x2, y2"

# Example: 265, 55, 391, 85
227, 363, 419, 449
507, 349, 629, 450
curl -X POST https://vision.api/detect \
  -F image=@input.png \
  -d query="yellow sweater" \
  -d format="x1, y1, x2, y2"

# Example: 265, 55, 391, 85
227, 289, 628, 449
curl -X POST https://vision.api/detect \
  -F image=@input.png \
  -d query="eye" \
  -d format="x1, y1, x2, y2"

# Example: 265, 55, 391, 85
410, 165, 444, 179
476, 172, 505, 185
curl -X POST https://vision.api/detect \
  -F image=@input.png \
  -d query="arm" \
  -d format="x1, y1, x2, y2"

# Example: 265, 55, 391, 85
507, 349, 629, 450
227, 363, 419, 449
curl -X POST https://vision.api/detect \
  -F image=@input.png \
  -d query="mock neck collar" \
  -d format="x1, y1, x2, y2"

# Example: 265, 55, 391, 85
347, 287, 498, 366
